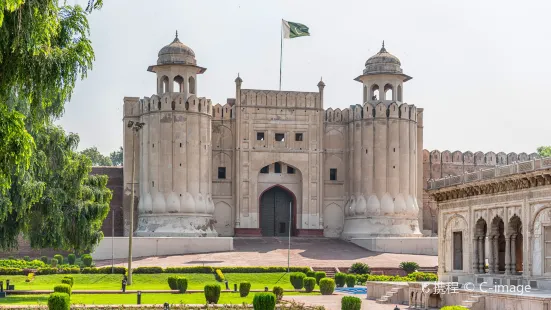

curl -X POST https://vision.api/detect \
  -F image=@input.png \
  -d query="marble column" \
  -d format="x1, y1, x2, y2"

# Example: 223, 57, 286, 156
488, 236, 494, 274
473, 237, 479, 273
478, 237, 485, 273
505, 234, 511, 275
493, 236, 499, 274
511, 234, 517, 274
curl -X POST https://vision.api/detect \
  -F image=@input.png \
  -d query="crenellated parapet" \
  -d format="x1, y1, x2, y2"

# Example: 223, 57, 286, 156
212, 102, 234, 120
239, 89, 321, 109
324, 102, 418, 123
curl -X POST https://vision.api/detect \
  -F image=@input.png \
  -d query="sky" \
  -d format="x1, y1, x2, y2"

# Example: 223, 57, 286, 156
60, 0, 551, 156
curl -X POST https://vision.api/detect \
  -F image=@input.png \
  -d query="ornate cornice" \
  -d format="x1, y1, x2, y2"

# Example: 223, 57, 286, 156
428, 169, 551, 202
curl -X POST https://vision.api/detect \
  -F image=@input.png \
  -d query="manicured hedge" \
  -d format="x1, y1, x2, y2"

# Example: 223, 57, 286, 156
341, 296, 361, 310
54, 284, 72, 296
290, 272, 306, 289
0, 267, 25, 275
81, 267, 126, 274
306, 271, 315, 278
67, 254, 76, 265
319, 278, 335, 295
240, 282, 251, 297
219, 266, 310, 273
253, 292, 276, 310
176, 277, 188, 293
168, 277, 178, 290
81, 254, 93, 267
133, 266, 164, 274
345, 274, 356, 287
314, 271, 326, 284
61, 278, 73, 288
0, 259, 46, 269
303, 277, 316, 293
48, 293, 70, 310
204, 284, 221, 304
164, 266, 214, 273
334, 272, 346, 287
365, 271, 437, 282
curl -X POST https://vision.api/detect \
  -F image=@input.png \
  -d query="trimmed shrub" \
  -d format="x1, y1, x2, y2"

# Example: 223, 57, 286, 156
63, 276, 74, 287
334, 272, 346, 287
219, 266, 310, 273
23, 256, 31, 262
341, 296, 361, 310
51, 258, 58, 268
289, 272, 306, 289
61, 278, 73, 288
204, 284, 221, 304
56, 267, 80, 274
408, 271, 437, 282
440, 307, 467, 310
176, 277, 188, 293
272, 286, 284, 301
0, 267, 25, 275
314, 271, 326, 284
48, 292, 70, 310
168, 276, 178, 290
303, 277, 316, 293
54, 284, 72, 296
165, 266, 214, 273
345, 274, 356, 287
356, 274, 368, 285
0, 259, 46, 269
349, 262, 370, 275
215, 268, 225, 281
253, 292, 276, 310
306, 271, 315, 278
239, 282, 251, 297
133, 266, 163, 274
319, 278, 335, 295
40, 256, 49, 264
81, 254, 93, 267
53, 255, 64, 265
67, 254, 76, 265
399, 261, 419, 274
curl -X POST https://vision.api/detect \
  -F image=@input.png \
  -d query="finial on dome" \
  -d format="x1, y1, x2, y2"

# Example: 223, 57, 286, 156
379, 40, 387, 53
235, 72, 243, 83
176, 30, 179, 39
317, 77, 325, 88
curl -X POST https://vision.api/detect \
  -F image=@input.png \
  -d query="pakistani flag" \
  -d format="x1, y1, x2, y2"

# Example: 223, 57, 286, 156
282, 20, 310, 38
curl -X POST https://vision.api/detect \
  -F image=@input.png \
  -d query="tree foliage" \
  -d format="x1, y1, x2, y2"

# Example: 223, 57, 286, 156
0, 0, 109, 252
109, 147, 123, 166
537, 146, 551, 158
81, 146, 113, 166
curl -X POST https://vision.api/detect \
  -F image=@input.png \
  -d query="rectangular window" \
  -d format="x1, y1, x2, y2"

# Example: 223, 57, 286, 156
218, 167, 226, 179
287, 166, 295, 174
279, 222, 286, 234
330, 168, 337, 181
545, 226, 551, 273
295, 133, 303, 141
453, 231, 463, 270
274, 162, 282, 173
275, 133, 285, 142
257, 132, 265, 141
260, 166, 269, 174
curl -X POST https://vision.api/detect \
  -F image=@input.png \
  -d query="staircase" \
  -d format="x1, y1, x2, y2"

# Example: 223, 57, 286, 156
312, 267, 337, 278
375, 286, 402, 304
461, 294, 485, 310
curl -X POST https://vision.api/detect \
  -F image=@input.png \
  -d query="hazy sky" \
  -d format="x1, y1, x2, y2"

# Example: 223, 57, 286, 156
60, 0, 551, 156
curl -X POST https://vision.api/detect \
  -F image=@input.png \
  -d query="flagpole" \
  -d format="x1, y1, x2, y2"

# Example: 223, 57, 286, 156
279, 20, 283, 91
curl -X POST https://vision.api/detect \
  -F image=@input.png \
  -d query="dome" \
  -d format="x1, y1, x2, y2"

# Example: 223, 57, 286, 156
363, 42, 403, 75
157, 32, 197, 65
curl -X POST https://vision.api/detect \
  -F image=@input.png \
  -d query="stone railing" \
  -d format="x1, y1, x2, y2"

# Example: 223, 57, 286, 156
428, 157, 551, 190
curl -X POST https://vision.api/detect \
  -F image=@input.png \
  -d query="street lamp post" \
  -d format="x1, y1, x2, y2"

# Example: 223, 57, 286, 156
127, 120, 145, 285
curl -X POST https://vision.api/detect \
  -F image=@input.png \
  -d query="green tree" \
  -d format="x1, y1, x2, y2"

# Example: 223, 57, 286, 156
537, 146, 551, 158
110, 147, 123, 166
81, 146, 113, 166
0, 0, 109, 252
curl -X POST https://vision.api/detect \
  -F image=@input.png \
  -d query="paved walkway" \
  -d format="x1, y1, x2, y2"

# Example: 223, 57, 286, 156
97, 238, 437, 268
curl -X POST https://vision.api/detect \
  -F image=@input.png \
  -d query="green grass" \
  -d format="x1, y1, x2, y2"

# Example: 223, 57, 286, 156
0, 292, 320, 305
4, 273, 295, 291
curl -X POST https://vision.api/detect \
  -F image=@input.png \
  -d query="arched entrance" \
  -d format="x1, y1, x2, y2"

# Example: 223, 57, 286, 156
259, 186, 296, 237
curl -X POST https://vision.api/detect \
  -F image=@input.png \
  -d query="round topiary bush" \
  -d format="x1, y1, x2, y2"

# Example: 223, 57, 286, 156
272, 286, 284, 301
67, 254, 76, 265
54, 284, 72, 296
61, 278, 73, 288
399, 261, 420, 274
204, 284, 221, 304
306, 271, 315, 278
53, 254, 64, 265
289, 272, 306, 289
48, 292, 70, 310
176, 277, 188, 293
341, 296, 361, 310
168, 276, 178, 290
349, 262, 370, 275
240, 282, 251, 297
50, 258, 58, 268
319, 278, 335, 295
345, 274, 356, 287
40, 256, 49, 264
303, 277, 316, 293
314, 271, 326, 284
253, 292, 276, 310
334, 272, 346, 287
81, 254, 93, 267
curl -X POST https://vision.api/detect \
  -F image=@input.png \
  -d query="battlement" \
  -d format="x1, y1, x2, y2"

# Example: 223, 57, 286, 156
212, 103, 234, 120
239, 89, 321, 109
325, 102, 418, 123
423, 149, 539, 166
123, 93, 213, 116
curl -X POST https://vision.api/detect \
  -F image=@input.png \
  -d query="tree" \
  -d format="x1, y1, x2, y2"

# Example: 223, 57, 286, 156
537, 146, 551, 158
110, 147, 123, 166
0, 0, 109, 252
81, 147, 113, 166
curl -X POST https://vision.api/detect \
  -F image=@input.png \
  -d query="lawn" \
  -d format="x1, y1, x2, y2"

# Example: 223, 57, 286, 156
3, 273, 295, 291
0, 292, 320, 305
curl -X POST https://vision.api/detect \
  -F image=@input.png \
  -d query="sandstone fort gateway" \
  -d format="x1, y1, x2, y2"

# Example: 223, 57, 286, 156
118, 35, 539, 242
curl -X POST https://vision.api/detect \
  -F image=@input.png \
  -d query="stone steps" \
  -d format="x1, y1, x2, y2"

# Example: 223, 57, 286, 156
461, 294, 484, 309
375, 287, 401, 304
311, 266, 337, 278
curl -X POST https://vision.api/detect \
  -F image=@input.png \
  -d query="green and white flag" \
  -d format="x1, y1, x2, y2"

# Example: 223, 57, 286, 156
282, 20, 310, 38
